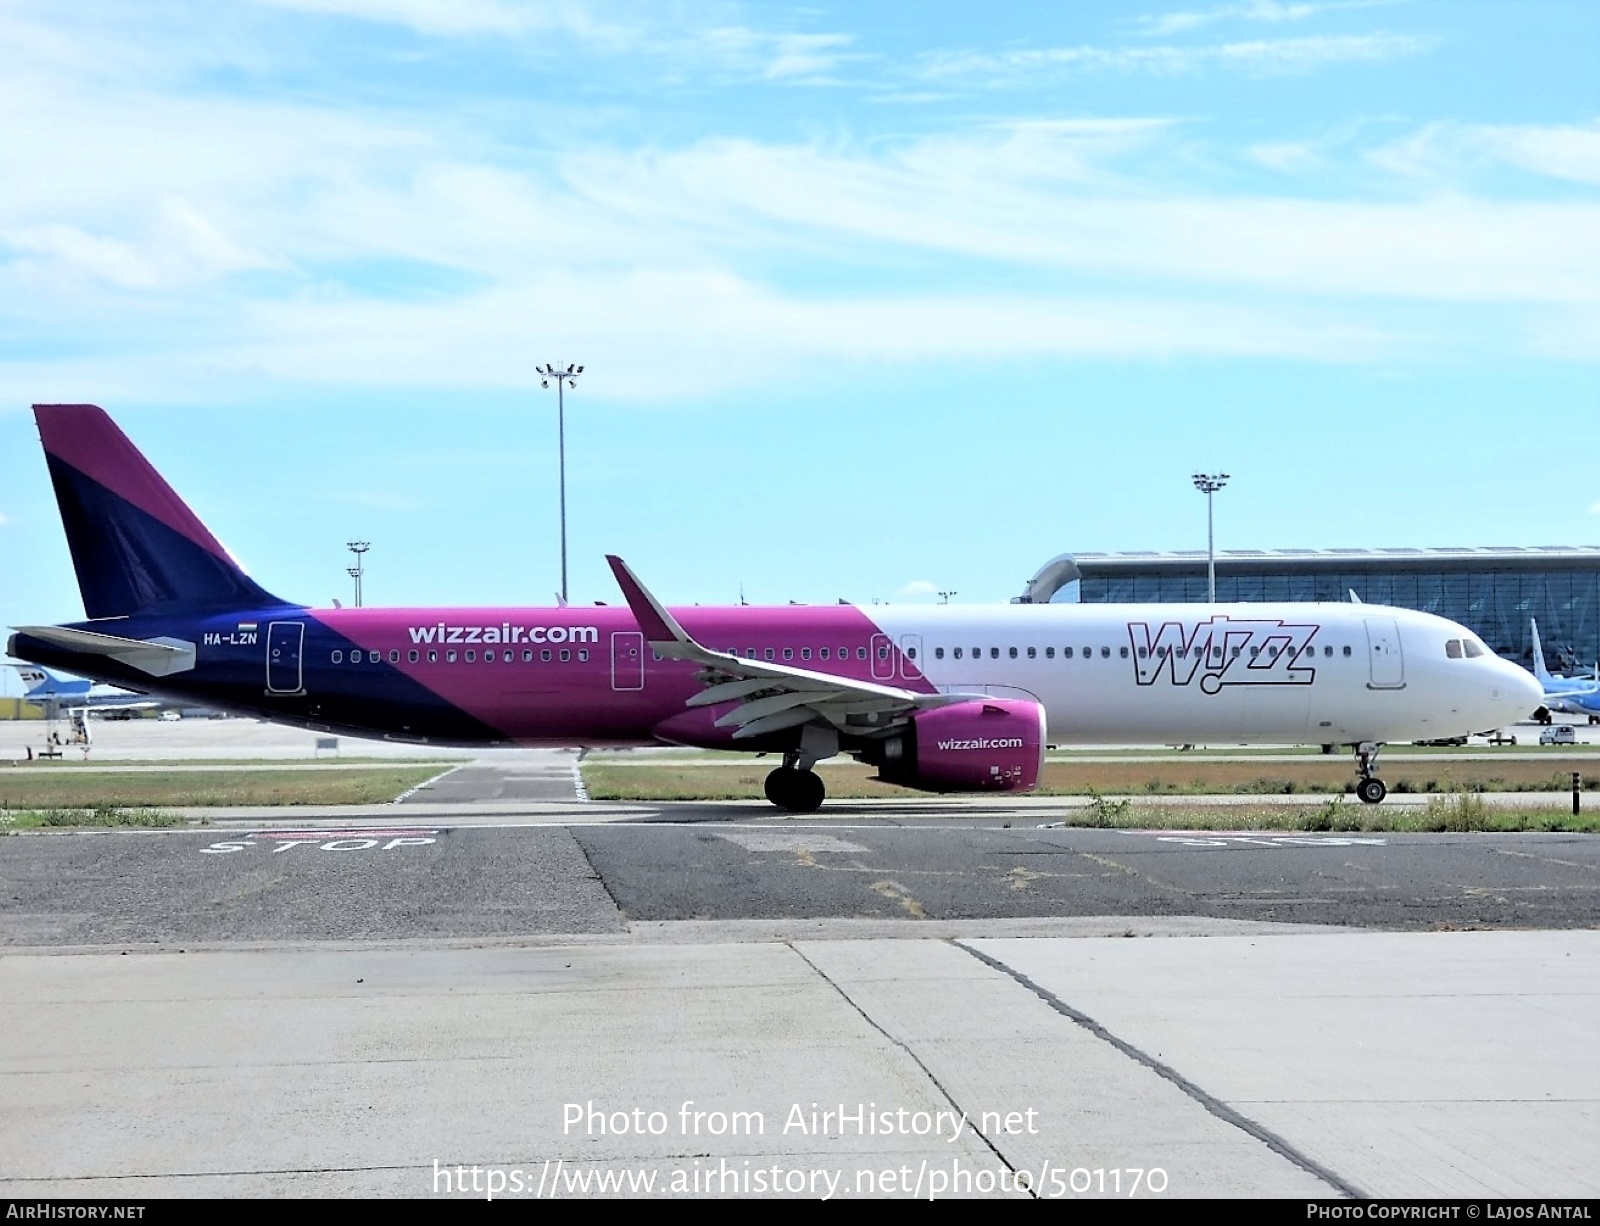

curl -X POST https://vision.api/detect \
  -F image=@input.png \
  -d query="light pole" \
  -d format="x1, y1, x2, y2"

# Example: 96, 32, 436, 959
1191, 473, 1229, 603
536, 362, 583, 604
346, 540, 370, 608
938, 590, 957, 605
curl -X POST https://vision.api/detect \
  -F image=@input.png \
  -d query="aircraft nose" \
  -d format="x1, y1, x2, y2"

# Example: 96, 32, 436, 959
1499, 661, 1546, 720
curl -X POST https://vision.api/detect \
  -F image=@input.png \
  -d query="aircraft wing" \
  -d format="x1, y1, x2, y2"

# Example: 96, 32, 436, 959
606, 555, 973, 739
1540, 678, 1600, 700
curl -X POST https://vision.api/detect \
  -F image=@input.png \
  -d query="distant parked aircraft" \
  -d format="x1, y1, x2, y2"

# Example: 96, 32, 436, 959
3, 663, 162, 716
1528, 619, 1600, 725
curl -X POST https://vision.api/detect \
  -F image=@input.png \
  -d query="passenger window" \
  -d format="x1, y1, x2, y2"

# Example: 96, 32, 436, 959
428, 650, 438, 663
486, 651, 496, 664
877, 646, 888, 660
1009, 647, 1018, 659
1061, 647, 1071, 658
1249, 647, 1260, 657
331, 650, 343, 663
746, 649, 757, 659
907, 647, 917, 659
783, 648, 794, 661
560, 649, 571, 662
990, 647, 999, 659
389, 650, 399, 663
1119, 647, 1128, 658
1323, 645, 1332, 658
1342, 646, 1352, 657
936, 647, 945, 660
1083, 647, 1092, 658
523, 649, 534, 662
578, 649, 589, 662
765, 648, 775, 661
1211, 646, 1223, 659
446, 650, 457, 663
954, 647, 963, 659
369, 651, 380, 663
1101, 647, 1110, 659
801, 648, 811, 661
1138, 647, 1149, 659
408, 650, 418, 663
819, 648, 830, 660
1046, 647, 1055, 659
1027, 646, 1036, 659
541, 649, 552, 662
1232, 646, 1242, 657
856, 647, 867, 660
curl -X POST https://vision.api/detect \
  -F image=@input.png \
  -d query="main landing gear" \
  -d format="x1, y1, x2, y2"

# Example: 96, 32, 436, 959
764, 754, 826, 814
1353, 741, 1387, 804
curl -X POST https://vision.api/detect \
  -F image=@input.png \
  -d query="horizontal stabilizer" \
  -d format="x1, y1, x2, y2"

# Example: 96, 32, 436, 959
10, 626, 196, 677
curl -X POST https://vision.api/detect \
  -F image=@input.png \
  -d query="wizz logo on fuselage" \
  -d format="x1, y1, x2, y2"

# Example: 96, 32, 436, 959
1127, 617, 1320, 695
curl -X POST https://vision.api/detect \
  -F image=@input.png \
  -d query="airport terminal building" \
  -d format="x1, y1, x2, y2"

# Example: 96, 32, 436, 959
1024, 547, 1600, 670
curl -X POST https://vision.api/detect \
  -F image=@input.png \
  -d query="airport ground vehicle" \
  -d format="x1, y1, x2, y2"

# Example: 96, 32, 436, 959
1539, 725, 1577, 746
1484, 730, 1518, 746
8, 405, 1544, 812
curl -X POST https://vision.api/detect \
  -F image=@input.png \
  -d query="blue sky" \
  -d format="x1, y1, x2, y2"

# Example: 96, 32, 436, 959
1, 0, 1597, 661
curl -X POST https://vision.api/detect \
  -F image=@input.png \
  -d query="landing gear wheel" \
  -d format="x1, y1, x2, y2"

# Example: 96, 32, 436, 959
764, 766, 825, 814
1356, 777, 1387, 805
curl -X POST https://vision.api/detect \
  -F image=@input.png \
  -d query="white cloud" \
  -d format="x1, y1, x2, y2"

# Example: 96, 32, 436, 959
1134, 1, 1394, 38
918, 33, 1429, 82
1371, 121, 1600, 187
248, 0, 618, 39
3, 199, 279, 290
1467, 122, 1600, 187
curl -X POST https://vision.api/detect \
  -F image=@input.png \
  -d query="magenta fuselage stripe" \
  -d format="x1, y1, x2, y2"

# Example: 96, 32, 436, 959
36, 404, 234, 562
316, 604, 929, 742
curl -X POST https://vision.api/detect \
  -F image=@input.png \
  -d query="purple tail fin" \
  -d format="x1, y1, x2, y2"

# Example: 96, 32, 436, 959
35, 404, 288, 619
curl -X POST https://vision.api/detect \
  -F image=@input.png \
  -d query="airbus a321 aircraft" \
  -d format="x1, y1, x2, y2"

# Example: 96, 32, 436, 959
9, 405, 1542, 812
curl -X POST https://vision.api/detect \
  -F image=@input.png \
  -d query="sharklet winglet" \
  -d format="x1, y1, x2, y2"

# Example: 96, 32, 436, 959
605, 555, 695, 649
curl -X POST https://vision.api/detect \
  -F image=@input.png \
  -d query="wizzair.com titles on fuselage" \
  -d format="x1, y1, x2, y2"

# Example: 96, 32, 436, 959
408, 622, 601, 646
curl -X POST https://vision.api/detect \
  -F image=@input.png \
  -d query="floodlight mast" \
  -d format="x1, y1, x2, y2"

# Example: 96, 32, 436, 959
346, 540, 370, 608
536, 363, 584, 604
1191, 473, 1230, 603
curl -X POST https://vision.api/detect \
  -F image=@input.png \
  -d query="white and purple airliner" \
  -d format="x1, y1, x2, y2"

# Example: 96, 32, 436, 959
9, 405, 1541, 812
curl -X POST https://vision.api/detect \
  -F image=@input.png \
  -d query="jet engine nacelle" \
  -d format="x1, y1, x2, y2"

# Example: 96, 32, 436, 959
867, 698, 1046, 794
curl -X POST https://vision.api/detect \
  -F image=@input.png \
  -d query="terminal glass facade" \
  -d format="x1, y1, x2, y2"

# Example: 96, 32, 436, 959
1071, 551, 1600, 671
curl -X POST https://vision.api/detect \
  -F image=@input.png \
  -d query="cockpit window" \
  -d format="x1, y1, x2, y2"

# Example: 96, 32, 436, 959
1446, 639, 1462, 659
1463, 639, 1485, 658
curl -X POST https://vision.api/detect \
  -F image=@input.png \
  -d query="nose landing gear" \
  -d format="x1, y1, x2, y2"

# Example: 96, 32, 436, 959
1353, 741, 1387, 804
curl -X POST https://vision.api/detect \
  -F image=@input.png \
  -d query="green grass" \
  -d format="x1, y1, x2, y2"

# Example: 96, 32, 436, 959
1, 805, 188, 829
1038, 797, 1600, 834
0, 765, 448, 809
